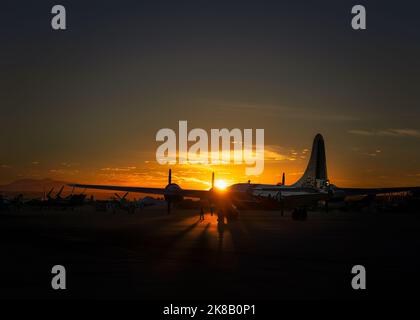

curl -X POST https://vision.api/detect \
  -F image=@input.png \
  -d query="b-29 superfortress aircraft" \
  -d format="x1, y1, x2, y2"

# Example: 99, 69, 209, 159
69, 134, 420, 221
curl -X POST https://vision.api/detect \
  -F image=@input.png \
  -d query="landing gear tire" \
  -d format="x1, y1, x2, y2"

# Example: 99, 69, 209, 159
292, 208, 308, 221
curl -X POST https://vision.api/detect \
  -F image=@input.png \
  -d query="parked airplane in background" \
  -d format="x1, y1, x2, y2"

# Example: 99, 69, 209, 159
0, 186, 86, 210
69, 134, 420, 221
0, 194, 24, 211
26, 187, 86, 209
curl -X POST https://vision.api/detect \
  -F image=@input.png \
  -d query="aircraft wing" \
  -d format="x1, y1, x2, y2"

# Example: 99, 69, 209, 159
180, 189, 211, 198
280, 193, 329, 201
340, 187, 420, 196
68, 184, 210, 199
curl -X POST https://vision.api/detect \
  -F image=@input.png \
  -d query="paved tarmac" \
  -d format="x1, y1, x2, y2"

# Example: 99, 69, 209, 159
0, 206, 419, 299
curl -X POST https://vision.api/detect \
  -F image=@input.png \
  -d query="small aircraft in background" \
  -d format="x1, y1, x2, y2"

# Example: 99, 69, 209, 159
92, 192, 165, 214
69, 134, 420, 221
0, 194, 24, 211
0, 185, 87, 212
25, 186, 86, 209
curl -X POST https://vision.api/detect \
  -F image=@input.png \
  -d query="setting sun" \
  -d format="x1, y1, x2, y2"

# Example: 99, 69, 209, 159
214, 179, 228, 190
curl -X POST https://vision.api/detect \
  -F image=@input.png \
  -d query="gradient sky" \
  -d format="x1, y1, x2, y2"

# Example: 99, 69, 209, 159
1, 0, 420, 188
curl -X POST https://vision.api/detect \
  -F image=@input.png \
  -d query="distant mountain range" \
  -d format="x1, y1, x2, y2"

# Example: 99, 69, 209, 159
0, 178, 72, 192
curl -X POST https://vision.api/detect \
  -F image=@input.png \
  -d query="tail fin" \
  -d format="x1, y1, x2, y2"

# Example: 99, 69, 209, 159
292, 134, 328, 188
56, 186, 65, 198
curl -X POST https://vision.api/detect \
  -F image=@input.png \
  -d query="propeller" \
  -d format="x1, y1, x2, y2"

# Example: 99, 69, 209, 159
163, 169, 184, 214
209, 172, 215, 216
114, 192, 129, 201
166, 169, 172, 214
282, 172, 285, 185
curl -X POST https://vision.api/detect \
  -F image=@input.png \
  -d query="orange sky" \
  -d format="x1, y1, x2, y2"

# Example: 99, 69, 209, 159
1, 2, 420, 189
2, 136, 419, 189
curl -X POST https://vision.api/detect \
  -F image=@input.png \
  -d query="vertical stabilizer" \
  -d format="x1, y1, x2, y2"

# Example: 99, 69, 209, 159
292, 134, 328, 188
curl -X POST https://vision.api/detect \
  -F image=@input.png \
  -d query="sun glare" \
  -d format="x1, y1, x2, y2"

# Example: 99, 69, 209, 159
214, 179, 228, 190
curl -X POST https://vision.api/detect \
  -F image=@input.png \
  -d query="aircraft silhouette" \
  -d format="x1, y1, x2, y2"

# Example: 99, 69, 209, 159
69, 134, 420, 221
24, 186, 86, 209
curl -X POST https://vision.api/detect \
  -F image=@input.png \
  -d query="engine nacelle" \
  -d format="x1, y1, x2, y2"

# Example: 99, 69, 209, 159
164, 183, 184, 202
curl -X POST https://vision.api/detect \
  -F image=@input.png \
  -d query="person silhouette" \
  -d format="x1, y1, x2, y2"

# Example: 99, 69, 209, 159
217, 210, 224, 224
199, 207, 205, 221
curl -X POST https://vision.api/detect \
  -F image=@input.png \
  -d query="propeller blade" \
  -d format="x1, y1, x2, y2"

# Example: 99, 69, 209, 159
122, 192, 129, 200
168, 169, 172, 184
115, 193, 122, 200
282, 172, 285, 185
212, 172, 215, 189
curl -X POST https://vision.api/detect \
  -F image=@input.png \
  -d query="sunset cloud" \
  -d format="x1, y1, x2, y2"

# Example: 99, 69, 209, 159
264, 145, 308, 162
156, 145, 304, 163
348, 129, 420, 137
406, 173, 420, 177
60, 162, 79, 168
209, 100, 360, 122
100, 167, 137, 172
